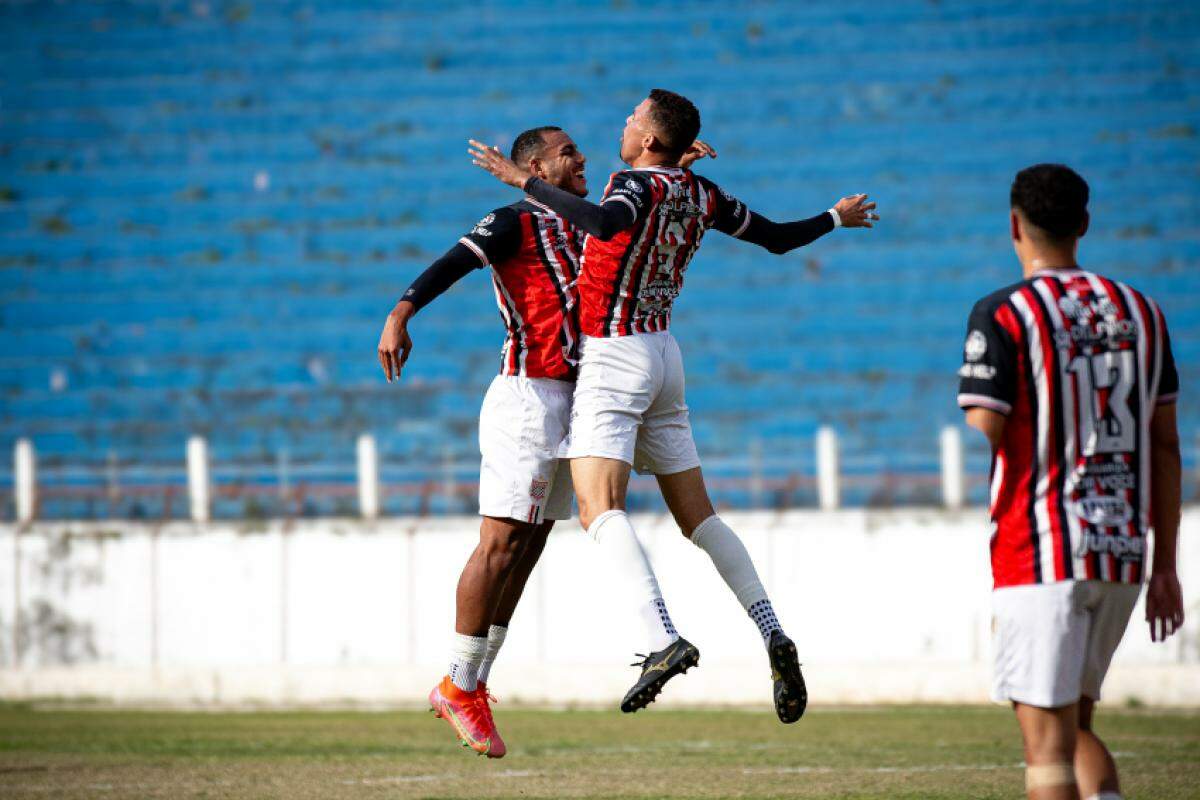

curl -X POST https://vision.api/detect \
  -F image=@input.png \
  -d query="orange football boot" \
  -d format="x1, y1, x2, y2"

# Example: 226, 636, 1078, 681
428, 676, 506, 758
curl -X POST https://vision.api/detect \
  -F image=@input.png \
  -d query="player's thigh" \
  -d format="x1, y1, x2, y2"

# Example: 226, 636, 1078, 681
1079, 581, 1140, 702
634, 333, 701, 477
565, 334, 656, 467
991, 582, 1090, 708
479, 376, 572, 525
655, 466, 715, 537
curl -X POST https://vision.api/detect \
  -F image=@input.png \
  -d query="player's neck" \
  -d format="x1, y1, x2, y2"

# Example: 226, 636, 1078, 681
1020, 247, 1079, 279
629, 152, 680, 169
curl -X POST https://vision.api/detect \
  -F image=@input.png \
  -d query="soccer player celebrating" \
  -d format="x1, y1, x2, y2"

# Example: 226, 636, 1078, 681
378, 126, 586, 758
957, 164, 1184, 800
379, 126, 714, 757
468, 89, 878, 722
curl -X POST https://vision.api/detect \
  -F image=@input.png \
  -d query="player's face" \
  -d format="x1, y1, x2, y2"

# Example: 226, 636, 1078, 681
620, 99, 654, 164
537, 130, 588, 197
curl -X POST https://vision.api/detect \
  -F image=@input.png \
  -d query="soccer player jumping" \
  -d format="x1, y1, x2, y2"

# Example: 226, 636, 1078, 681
958, 164, 1183, 800
469, 89, 878, 721
379, 126, 713, 757
378, 126, 587, 758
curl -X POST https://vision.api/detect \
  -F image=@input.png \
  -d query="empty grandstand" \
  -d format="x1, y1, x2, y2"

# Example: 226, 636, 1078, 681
1, 0, 1197, 518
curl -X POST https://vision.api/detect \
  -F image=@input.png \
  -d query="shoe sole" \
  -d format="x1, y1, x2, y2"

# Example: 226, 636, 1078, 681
620, 647, 701, 713
429, 695, 505, 758
769, 638, 807, 724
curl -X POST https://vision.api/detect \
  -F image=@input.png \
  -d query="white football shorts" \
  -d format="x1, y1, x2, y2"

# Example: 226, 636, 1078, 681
991, 579, 1140, 708
564, 330, 701, 476
478, 375, 574, 524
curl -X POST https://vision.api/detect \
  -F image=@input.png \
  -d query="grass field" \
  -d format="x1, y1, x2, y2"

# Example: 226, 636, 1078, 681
1, 702, 1198, 799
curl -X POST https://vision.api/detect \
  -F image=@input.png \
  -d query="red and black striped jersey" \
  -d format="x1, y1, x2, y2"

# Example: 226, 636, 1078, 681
958, 268, 1179, 588
459, 198, 581, 379
578, 167, 750, 337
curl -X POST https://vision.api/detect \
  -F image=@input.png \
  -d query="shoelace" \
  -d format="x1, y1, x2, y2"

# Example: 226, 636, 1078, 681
472, 691, 498, 728
629, 652, 651, 669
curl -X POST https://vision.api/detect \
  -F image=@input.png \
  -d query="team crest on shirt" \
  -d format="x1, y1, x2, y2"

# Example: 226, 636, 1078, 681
530, 477, 549, 500
625, 179, 643, 193
964, 330, 987, 362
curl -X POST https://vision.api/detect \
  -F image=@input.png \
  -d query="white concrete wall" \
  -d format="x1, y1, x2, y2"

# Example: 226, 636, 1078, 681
0, 510, 1197, 707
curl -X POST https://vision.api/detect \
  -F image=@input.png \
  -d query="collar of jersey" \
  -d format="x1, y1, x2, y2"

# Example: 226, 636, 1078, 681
1030, 265, 1084, 277
522, 197, 558, 214
631, 166, 683, 173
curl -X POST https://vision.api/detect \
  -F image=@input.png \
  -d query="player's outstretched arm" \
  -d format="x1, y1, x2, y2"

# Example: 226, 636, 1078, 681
1146, 402, 1184, 642
467, 139, 635, 240
377, 244, 479, 382
736, 194, 878, 255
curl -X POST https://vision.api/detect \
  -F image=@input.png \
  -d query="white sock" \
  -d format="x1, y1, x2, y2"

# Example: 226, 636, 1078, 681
589, 509, 679, 652
1085, 793, 1123, 800
476, 624, 507, 686
691, 515, 783, 643
447, 632, 488, 692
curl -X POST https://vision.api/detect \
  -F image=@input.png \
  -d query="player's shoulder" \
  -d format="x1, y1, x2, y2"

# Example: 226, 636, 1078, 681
605, 168, 653, 193
970, 279, 1028, 318
469, 204, 523, 234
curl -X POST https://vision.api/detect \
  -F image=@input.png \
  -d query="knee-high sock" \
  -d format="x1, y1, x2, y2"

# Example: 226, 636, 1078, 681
588, 509, 679, 652
691, 514, 784, 644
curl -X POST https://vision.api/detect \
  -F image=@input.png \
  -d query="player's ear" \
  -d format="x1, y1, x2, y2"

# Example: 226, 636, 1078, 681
526, 156, 544, 180
1009, 209, 1022, 242
1078, 210, 1090, 239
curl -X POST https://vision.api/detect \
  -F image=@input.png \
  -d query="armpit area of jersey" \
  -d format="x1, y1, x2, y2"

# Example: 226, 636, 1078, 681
738, 211, 834, 254
401, 243, 481, 311
523, 176, 635, 240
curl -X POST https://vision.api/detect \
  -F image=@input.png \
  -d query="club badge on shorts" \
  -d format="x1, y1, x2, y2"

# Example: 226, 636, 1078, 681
530, 477, 549, 501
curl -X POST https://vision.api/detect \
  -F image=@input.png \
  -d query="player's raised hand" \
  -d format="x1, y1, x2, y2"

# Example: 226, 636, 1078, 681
378, 301, 415, 383
468, 139, 531, 189
1145, 569, 1185, 642
833, 194, 879, 228
679, 139, 717, 170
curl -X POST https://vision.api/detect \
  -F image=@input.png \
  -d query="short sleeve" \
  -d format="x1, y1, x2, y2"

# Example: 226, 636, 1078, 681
699, 177, 751, 238
957, 297, 1019, 415
458, 207, 522, 267
600, 171, 653, 227
1157, 310, 1179, 405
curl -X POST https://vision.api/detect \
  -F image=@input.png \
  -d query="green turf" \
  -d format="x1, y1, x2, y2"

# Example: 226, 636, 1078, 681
0, 702, 1197, 799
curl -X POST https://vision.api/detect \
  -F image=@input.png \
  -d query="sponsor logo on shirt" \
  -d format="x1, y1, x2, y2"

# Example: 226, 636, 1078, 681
1071, 495, 1134, 528
471, 213, 496, 237
958, 363, 996, 380
1079, 531, 1144, 561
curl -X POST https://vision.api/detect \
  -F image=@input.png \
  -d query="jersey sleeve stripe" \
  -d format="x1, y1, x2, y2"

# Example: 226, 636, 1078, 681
603, 195, 638, 216
458, 237, 489, 266
1157, 391, 1178, 405
731, 209, 752, 238
957, 393, 1012, 414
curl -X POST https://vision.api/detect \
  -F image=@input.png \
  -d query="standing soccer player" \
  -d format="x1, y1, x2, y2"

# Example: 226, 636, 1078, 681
957, 164, 1184, 800
468, 89, 878, 721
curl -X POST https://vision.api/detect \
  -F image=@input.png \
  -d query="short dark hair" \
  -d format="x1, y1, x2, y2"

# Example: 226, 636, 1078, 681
1010, 163, 1090, 241
510, 126, 562, 166
646, 88, 700, 157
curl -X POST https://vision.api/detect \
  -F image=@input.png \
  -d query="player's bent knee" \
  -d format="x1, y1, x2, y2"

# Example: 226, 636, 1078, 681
1025, 763, 1075, 792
